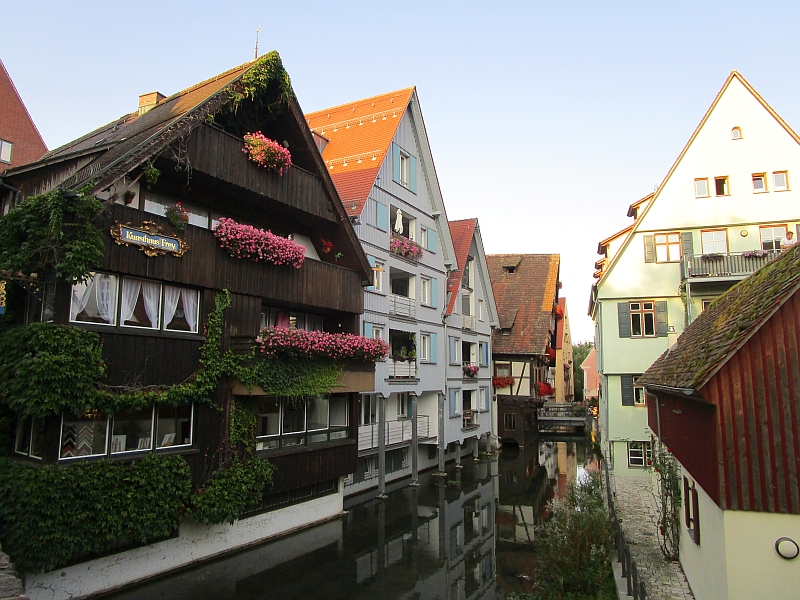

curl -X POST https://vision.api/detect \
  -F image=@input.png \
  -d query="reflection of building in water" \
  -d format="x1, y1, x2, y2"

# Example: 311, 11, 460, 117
556, 442, 577, 498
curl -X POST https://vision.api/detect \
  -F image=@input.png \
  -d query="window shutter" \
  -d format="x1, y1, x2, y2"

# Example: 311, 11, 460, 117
449, 389, 457, 417
617, 302, 631, 338
681, 232, 694, 257
621, 375, 634, 406
449, 336, 457, 365
656, 301, 668, 336
431, 277, 438, 308
409, 155, 417, 193
643, 235, 656, 263
363, 322, 373, 338
684, 476, 692, 527
392, 143, 401, 184
366, 256, 376, 291
692, 486, 701, 545
427, 229, 437, 253
376, 202, 388, 231
429, 333, 437, 363
485, 387, 491, 410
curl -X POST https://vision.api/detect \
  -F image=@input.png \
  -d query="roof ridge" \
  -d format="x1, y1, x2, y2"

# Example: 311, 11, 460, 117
306, 87, 415, 117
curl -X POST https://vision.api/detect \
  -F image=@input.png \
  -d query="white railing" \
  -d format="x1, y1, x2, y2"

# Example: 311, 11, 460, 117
357, 415, 432, 451
462, 409, 478, 430
389, 358, 417, 378
462, 315, 476, 331
389, 294, 416, 319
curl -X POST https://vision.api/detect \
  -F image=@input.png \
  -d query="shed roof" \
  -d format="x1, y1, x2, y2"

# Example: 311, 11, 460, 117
640, 246, 800, 392
487, 254, 560, 355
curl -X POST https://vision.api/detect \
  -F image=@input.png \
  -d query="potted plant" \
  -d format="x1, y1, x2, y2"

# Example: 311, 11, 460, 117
492, 375, 515, 389
463, 364, 479, 378
122, 190, 136, 205
165, 202, 189, 231
242, 131, 292, 175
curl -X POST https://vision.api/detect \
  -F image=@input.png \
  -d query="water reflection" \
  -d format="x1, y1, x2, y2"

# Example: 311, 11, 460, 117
102, 439, 598, 600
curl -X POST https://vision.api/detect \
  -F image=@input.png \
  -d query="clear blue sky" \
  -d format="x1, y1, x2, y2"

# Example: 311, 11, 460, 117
5, 1, 800, 341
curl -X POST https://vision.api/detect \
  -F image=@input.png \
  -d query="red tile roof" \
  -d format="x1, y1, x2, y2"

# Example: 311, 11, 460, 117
487, 254, 560, 355
305, 88, 415, 216
0, 59, 47, 173
445, 219, 478, 314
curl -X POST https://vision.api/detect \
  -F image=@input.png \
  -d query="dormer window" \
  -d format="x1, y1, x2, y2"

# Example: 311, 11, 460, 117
731, 127, 742, 140
504, 266, 516, 275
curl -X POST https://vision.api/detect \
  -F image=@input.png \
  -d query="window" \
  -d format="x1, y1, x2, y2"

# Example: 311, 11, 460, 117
630, 302, 656, 337
503, 412, 516, 431
15, 416, 45, 459
156, 404, 193, 447
255, 395, 349, 450
396, 393, 409, 418
449, 388, 461, 418
627, 441, 652, 467
773, 171, 789, 191
372, 325, 384, 342
144, 191, 210, 229
478, 299, 485, 321
694, 178, 709, 197
731, 127, 742, 140
760, 225, 787, 251
701, 299, 713, 312
262, 308, 323, 332
420, 227, 428, 249
684, 476, 701, 545
752, 173, 767, 193
701, 230, 728, 254
70, 274, 200, 333
654, 233, 681, 262
449, 336, 461, 365
61, 411, 109, 459
420, 333, 432, 363
0, 140, 13, 164
495, 363, 511, 377
714, 176, 729, 196
111, 407, 154, 453
359, 395, 378, 426
633, 376, 645, 406
479, 342, 489, 367
399, 153, 410, 187
420, 277, 431, 305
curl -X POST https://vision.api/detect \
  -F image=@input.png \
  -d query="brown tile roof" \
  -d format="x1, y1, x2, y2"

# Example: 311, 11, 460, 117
305, 88, 415, 216
640, 246, 800, 392
445, 219, 478, 314
0, 59, 47, 172
487, 254, 560, 355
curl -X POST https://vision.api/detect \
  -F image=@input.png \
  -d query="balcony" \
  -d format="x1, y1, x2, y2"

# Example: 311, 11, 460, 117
462, 315, 476, 331
389, 357, 417, 378
681, 251, 778, 281
358, 415, 432, 451
462, 409, 479, 431
389, 294, 416, 319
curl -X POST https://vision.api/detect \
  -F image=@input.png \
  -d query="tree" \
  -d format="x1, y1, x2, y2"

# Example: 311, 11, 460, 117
572, 341, 593, 402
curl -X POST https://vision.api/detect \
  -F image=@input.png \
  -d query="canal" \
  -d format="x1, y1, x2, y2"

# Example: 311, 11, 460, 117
103, 438, 598, 600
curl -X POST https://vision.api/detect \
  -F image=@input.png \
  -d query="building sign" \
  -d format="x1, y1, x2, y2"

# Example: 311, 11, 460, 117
110, 221, 188, 257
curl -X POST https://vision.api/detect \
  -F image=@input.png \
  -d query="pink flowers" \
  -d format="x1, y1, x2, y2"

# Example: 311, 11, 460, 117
390, 234, 424, 261
242, 132, 292, 175
463, 364, 479, 377
213, 218, 305, 268
259, 327, 390, 362
166, 202, 190, 231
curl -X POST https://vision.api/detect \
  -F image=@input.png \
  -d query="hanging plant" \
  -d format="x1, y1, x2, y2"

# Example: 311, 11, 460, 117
165, 202, 189, 231
463, 364, 479, 378
545, 346, 556, 361
320, 238, 334, 254
492, 375, 515, 389
213, 217, 305, 268
390, 234, 424, 261
242, 132, 292, 175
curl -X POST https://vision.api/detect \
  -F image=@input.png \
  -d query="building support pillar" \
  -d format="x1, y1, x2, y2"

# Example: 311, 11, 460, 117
411, 393, 419, 485
378, 394, 387, 498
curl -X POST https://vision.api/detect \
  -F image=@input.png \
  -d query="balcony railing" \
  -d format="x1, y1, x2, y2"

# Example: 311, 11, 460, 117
389, 294, 416, 319
462, 409, 479, 430
389, 358, 417, 378
358, 415, 432, 451
462, 315, 476, 331
681, 251, 778, 281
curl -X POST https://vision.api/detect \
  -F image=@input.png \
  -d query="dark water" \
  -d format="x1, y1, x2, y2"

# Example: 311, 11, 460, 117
104, 439, 598, 600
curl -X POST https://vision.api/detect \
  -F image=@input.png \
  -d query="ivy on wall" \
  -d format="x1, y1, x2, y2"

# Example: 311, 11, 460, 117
237, 357, 343, 399
188, 458, 274, 525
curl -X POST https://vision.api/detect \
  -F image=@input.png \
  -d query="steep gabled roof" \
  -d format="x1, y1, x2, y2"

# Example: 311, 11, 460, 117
640, 246, 800, 392
0, 59, 47, 172
487, 254, 560, 355
446, 218, 478, 314
305, 88, 415, 216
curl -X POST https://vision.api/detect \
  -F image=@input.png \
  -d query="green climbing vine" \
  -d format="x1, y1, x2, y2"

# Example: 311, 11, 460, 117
227, 51, 294, 113
237, 356, 343, 399
650, 439, 681, 560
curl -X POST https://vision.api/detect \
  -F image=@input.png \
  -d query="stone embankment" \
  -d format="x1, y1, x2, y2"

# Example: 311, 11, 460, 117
0, 545, 28, 600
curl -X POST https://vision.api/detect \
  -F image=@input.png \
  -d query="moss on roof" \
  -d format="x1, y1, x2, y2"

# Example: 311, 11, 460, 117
640, 246, 800, 390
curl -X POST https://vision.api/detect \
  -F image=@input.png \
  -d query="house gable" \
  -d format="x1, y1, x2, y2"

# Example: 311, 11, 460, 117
0, 59, 47, 173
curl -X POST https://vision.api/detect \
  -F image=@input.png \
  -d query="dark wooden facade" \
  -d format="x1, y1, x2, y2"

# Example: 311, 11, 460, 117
648, 289, 800, 513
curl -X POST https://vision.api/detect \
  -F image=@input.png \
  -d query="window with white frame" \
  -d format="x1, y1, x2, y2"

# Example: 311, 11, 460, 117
0, 140, 13, 164
144, 191, 210, 229
255, 394, 349, 450
701, 230, 728, 254
479, 387, 490, 411
752, 173, 767, 193
399, 152, 411, 187
372, 325, 385, 341
479, 342, 489, 367
449, 336, 461, 365
731, 127, 742, 140
14, 416, 45, 459
629, 302, 656, 338
419, 333, 431, 362
420, 227, 428, 249
396, 393, 409, 418
655, 233, 681, 262
694, 178, 709, 197
701, 299, 713, 312
373, 261, 384, 293
760, 225, 787, 251
633, 376, 645, 406
627, 441, 652, 467
478, 299, 485, 321
773, 171, 789, 191
420, 277, 431, 305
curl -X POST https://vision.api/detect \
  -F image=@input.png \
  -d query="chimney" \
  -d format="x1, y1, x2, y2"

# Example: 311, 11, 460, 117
138, 92, 165, 116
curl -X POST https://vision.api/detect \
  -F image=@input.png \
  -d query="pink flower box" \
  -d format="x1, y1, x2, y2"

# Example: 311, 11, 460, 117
259, 327, 390, 362
213, 217, 305, 268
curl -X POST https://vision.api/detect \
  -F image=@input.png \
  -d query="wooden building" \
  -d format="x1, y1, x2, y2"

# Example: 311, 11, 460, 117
486, 254, 560, 448
0, 54, 378, 597
639, 245, 800, 600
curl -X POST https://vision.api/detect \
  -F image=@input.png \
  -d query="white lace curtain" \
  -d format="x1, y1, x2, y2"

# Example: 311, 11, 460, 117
120, 279, 161, 327
163, 286, 199, 332
70, 280, 92, 321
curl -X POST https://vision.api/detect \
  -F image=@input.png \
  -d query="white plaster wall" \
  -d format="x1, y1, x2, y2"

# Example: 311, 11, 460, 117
724, 510, 800, 600
25, 493, 344, 600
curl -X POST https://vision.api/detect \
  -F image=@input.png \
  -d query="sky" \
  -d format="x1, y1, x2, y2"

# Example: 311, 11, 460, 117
5, 0, 800, 341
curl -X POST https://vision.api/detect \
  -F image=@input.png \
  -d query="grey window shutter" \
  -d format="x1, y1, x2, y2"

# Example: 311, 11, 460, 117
644, 235, 656, 263
409, 155, 417, 193
656, 301, 668, 336
392, 143, 401, 184
621, 375, 634, 406
617, 302, 631, 338
681, 232, 694, 257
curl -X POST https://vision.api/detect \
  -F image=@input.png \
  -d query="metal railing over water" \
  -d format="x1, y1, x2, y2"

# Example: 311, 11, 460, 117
603, 461, 647, 599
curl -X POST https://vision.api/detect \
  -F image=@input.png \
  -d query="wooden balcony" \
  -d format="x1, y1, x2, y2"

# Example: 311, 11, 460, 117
680, 251, 778, 282
389, 294, 416, 319
357, 416, 432, 451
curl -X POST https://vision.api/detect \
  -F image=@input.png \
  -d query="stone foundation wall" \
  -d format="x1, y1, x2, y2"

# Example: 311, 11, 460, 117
0, 545, 28, 600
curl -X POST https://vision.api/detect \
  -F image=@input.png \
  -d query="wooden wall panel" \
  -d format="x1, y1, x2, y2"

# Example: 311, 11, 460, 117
99, 333, 202, 388
268, 443, 357, 493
